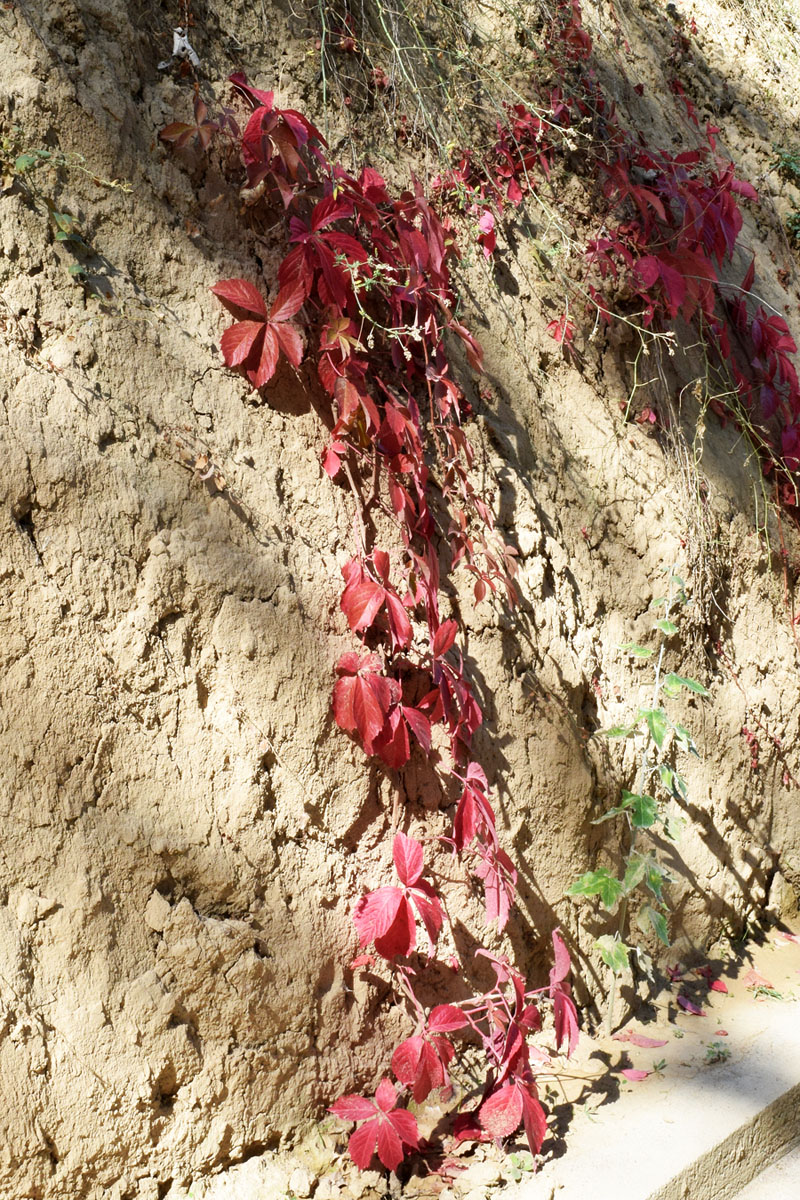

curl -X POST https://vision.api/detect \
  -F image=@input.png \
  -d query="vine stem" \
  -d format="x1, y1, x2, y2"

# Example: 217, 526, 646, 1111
606, 573, 674, 1032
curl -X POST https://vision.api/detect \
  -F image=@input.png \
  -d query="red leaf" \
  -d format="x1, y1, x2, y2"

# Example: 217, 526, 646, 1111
353, 886, 404, 946
229, 72, 275, 111
252, 326, 279, 387
553, 989, 579, 1057
677, 994, 706, 1016
349, 953, 374, 969
613, 1030, 668, 1048
388, 1107, 419, 1153
402, 706, 432, 754
348, 1120, 378, 1170
409, 881, 443, 951
273, 322, 304, 367
322, 440, 346, 477
393, 832, 424, 887
269, 280, 306, 322
742, 968, 773, 990
333, 652, 393, 753
428, 1004, 468, 1033
330, 1094, 377, 1121
392, 1035, 425, 1087
520, 1084, 547, 1156
657, 257, 687, 317
374, 896, 416, 959
620, 1068, 649, 1082
474, 845, 516, 929
340, 559, 386, 633
636, 255, 661, 289
376, 1121, 404, 1171
731, 177, 758, 201
375, 1077, 397, 1112
392, 1035, 448, 1102
453, 1111, 486, 1144
479, 1083, 523, 1138
546, 315, 575, 345
550, 929, 571, 986
375, 708, 411, 770
710, 979, 728, 993
211, 278, 267, 317
220, 320, 264, 367
433, 619, 458, 659
384, 592, 412, 650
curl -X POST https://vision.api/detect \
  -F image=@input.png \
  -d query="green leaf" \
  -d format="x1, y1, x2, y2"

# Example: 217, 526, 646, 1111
53, 211, 76, 233
645, 864, 667, 900
601, 725, 634, 738
641, 708, 668, 749
619, 643, 653, 658
592, 806, 626, 824
67, 263, 87, 277
663, 673, 708, 696
595, 935, 631, 973
643, 904, 670, 945
664, 812, 686, 842
622, 855, 646, 893
658, 765, 687, 800
673, 723, 698, 755
655, 619, 678, 634
649, 595, 668, 609
567, 869, 623, 909
14, 152, 39, 172
622, 789, 658, 828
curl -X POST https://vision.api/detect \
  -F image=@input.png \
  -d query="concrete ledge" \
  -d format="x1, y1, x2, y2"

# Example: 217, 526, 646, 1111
509, 930, 800, 1200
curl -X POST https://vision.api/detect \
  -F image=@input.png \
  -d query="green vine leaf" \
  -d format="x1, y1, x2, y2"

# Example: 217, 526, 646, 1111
567, 869, 623, 909
658, 764, 688, 800
594, 791, 658, 827
673, 722, 699, 755
619, 642, 653, 658
663, 812, 686, 842
622, 855, 646, 893
640, 904, 670, 946
14, 152, 40, 172
655, 618, 678, 634
601, 725, 635, 738
645, 861, 669, 900
640, 707, 668, 749
625, 790, 659, 828
595, 935, 631, 973
663, 673, 708, 696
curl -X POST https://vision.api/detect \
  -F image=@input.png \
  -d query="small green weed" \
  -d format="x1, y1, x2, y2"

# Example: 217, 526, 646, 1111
568, 572, 708, 1017
0, 132, 130, 282
704, 1041, 731, 1065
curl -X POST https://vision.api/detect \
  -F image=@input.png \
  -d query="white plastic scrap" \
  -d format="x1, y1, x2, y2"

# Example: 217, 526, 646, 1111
157, 27, 200, 70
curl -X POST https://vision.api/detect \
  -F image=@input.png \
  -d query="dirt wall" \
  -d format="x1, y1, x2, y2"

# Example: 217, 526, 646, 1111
1, 1, 799, 1197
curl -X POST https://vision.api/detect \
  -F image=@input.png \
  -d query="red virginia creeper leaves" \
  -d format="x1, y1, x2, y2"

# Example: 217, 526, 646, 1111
333, 652, 394, 755
330, 1078, 419, 1171
392, 1031, 455, 1102
353, 834, 443, 959
212, 278, 304, 387
479, 1080, 547, 1155
549, 930, 579, 1056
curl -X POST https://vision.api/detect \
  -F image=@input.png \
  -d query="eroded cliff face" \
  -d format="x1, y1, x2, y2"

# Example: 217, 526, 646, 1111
1, 0, 799, 1196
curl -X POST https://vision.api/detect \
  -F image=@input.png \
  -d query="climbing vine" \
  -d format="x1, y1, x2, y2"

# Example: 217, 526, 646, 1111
158, 0, 800, 1178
